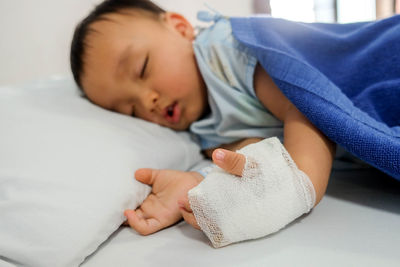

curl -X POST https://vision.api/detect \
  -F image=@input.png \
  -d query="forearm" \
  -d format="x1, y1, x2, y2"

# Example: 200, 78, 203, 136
253, 63, 334, 205
283, 105, 335, 205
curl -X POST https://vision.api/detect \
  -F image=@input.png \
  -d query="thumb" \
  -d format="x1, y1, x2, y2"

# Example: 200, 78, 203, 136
134, 168, 157, 185
212, 149, 246, 177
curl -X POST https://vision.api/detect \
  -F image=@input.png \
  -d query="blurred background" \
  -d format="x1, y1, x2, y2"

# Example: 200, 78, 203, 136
0, 0, 399, 86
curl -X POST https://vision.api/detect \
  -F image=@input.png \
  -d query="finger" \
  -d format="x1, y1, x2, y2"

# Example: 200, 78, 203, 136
212, 149, 246, 177
124, 209, 162, 235
123, 205, 147, 226
178, 197, 200, 230
181, 209, 200, 230
123, 206, 146, 226
179, 207, 200, 230
177, 196, 192, 213
134, 208, 147, 220
134, 168, 158, 185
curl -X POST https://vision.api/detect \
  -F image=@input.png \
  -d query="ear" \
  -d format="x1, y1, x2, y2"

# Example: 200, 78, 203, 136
162, 12, 195, 41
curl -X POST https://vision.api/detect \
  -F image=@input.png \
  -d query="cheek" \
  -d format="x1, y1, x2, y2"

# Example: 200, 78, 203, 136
154, 66, 186, 94
163, 65, 197, 96
155, 47, 196, 90
134, 105, 160, 123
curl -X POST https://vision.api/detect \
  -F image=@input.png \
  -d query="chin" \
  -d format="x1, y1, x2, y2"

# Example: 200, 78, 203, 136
172, 125, 189, 131
172, 122, 190, 131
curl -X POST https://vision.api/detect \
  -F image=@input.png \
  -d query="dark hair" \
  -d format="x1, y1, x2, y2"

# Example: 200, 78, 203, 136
70, 0, 165, 90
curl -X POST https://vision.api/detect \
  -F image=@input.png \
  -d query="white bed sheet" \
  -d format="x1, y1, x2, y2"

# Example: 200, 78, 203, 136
81, 169, 400, 267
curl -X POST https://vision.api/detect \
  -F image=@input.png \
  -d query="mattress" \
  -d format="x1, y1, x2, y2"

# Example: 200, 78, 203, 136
81, 169, 400, 267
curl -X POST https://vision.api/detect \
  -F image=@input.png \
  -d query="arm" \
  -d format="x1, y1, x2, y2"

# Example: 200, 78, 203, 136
254, 63, 335, 205
179, 64, 335, 231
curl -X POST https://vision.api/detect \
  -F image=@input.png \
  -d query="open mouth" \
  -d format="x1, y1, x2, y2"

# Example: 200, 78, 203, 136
167, 105, 174, 117
164, 102, 180, 124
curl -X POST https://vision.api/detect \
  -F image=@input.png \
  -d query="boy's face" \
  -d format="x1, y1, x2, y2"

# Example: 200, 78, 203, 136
81, 10, 208, 131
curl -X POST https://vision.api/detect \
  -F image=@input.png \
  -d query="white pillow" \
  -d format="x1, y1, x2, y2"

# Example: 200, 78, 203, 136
0, 77, 203, 267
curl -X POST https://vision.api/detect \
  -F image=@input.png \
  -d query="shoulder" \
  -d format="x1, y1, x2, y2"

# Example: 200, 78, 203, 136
193, 18, 258, 96
194, 17, 255, 54
195, 18, 233, 46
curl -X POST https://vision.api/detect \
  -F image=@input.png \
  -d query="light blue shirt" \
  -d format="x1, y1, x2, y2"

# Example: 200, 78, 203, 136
190, 16, 283, 150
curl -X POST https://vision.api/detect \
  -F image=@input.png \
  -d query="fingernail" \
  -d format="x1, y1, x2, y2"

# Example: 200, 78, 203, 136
215, 150, 225, 161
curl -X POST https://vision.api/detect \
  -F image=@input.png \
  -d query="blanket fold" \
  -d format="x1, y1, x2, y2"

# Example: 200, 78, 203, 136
231, 15, 400, 180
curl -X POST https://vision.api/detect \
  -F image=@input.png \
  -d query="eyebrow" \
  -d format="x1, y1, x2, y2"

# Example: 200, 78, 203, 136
115, 44, 133, 78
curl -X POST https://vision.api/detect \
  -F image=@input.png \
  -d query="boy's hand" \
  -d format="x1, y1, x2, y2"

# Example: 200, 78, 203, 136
177, 148, 247, 229
126, 149, 247, 234
124, 169, 203, 235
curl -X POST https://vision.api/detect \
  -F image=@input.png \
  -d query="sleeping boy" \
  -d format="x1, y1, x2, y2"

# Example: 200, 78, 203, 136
70, 0, 400, 247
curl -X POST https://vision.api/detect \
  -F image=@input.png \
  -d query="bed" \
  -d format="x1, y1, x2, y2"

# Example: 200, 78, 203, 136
0, 77, 399, 267
82, 169, 400, 267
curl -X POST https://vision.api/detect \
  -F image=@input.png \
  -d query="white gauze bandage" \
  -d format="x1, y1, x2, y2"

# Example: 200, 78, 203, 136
188, 137, 316, 248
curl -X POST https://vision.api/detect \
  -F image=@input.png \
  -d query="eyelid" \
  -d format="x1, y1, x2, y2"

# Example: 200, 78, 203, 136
140, 54, 149, 79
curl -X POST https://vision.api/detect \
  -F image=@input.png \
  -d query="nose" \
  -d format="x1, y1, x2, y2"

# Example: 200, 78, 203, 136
142, 89, 159, 113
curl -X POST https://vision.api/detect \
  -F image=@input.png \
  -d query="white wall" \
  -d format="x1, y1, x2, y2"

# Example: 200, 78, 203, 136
0, 0, 99, 86
336, 0, 376, 23
0, 0, 255, 86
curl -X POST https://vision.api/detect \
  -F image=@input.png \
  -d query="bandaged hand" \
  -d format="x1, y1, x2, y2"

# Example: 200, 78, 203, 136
187, 137, 316, 248
176, 145, 248, 229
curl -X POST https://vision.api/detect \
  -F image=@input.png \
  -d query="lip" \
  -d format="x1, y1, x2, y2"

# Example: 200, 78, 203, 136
163, 102, 181, 124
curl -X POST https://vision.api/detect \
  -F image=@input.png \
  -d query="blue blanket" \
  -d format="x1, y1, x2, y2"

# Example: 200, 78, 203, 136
231, 16, 400, 180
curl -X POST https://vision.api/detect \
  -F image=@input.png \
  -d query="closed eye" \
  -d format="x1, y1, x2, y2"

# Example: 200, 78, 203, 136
140, 54, 149, 78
